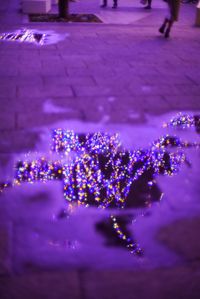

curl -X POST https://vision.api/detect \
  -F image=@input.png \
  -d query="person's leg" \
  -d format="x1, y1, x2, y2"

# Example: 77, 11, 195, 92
159, 18, 169, 34
164, 0, 180, 37
100, 0, 107, 7
112, 0, 118, 8
164, 19, 173, 38
144, 0, 152, 9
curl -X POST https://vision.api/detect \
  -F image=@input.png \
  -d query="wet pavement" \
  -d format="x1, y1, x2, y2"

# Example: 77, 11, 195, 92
0, 1, 200, 299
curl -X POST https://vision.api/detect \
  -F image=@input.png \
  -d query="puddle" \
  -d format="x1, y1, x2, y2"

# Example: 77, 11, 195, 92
0, 28, 69, 45
96, 214, 144, 255
1, 113, 200, 261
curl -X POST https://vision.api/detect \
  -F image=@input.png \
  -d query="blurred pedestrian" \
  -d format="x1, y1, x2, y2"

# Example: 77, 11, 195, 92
144, 0, 152, 9
140, 0, 152, 9
159, 0, 181, 38
100, 0, 118, 9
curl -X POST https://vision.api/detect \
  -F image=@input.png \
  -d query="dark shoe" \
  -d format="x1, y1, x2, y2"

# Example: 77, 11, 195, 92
159, 25, 165, 34
112, 4, 117, 8
144, 5, 151, 9
164, 28, 170, 38
100, 4, 107, 8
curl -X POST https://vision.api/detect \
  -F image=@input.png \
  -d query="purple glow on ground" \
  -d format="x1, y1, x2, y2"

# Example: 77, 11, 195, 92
1, 112, 200, 271
0, 28, 69, 45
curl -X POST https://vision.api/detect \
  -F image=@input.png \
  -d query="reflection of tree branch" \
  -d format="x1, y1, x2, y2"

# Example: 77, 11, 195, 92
96, 214, 143, 256
110, 214, 144, 255
194, 115, 200, 133
0, 114, 199, 255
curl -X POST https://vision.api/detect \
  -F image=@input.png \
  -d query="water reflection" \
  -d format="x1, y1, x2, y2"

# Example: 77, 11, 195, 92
0, 113, 199, 255
0, 28, 47, 45
0, 28, 69, 45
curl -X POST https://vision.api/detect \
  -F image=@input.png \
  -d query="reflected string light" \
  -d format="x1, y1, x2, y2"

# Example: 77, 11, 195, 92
163, 113, 200, 132
0, 113, 199, 255
110, 215, 143, 255
0, 28, 69, 46
0, 28, 47, 45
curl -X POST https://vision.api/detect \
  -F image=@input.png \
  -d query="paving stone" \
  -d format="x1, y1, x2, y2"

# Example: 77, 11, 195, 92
17, 85, 73, 98
0, 223, 11, 275
0, 76, 43, 87
81, 266, 200, 299
128, 84, 182, 97
72, 85, 109, 97
142, 75, 194, 86
66, 66, 92, 77
0, 64, 18, 76
0, 130, 40, 153
93, 74, 144, 87
13, 96, 80, 116
67, 54, 103, 64
75, 96, 111, 122
40, 63, 66, 77
12, 98, 43, 113
0, 42, 20, 50
164, 95, 200, 111
0, 154, 14, 180
0, 113, 15, 130
38, 44, 57, 51
157, 217, 200, 261
108, 97, 145, 123
0, 53, 19, 64
60, 58, 87, 68
18, 49, 40, 61
19, 59, 42, 68
18, 63, 42, 76
0, 85, 16, 98
0, 97, 16, 111
143, 96, 171, 114
43, 76, 96, 87
86, 65, 117, 77
43, 84, 74, 97
17, 111, 82, 129
0, 271, 81, 299
174, 85, 200, 96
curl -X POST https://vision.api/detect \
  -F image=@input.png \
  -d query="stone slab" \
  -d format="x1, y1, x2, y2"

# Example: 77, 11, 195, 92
82, 266, 200, 299
0, 271, 81, 299
0, 224, 11, 275
158, 217, 200, 261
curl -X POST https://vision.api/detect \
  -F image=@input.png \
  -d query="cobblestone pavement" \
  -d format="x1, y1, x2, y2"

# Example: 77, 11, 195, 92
0, 1, 200, 299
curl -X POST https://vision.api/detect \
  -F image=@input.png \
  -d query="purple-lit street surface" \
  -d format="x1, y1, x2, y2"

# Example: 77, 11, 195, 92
0, 1, 200, 299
